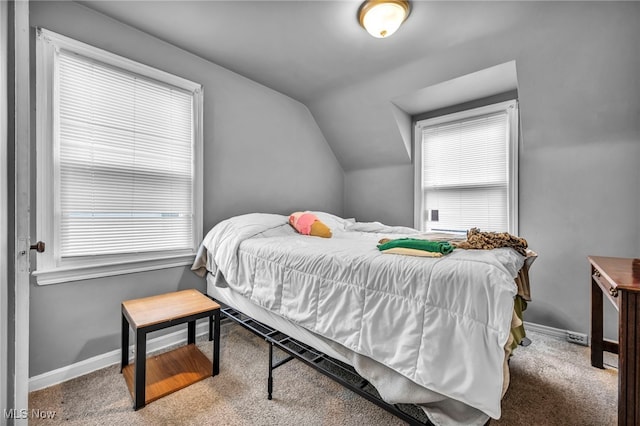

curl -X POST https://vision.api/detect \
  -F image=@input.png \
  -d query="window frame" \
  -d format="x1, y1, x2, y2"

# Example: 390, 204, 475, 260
413, 99, 519, 235
34, 28, 204, 285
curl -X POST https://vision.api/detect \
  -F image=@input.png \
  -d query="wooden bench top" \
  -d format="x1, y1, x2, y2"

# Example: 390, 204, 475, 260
122, 289, 220, 329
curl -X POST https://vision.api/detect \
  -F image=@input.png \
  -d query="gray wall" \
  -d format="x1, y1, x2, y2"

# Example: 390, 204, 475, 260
25, 0, 640, 378
28, 1, 344, 376
344, 165, 413, 227
322, 2, 640, 337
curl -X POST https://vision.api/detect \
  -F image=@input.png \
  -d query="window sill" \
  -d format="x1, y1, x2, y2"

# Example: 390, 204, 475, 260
32, 253, 197, 285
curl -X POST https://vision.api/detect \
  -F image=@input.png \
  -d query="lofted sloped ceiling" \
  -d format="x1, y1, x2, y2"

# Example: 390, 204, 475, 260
75, 0, 536, 170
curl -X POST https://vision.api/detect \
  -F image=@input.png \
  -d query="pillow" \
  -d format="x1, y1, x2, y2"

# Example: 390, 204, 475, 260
289, 212, 332, 238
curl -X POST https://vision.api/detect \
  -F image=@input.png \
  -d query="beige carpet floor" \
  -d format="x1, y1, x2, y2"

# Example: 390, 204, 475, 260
29, 322, 618, 425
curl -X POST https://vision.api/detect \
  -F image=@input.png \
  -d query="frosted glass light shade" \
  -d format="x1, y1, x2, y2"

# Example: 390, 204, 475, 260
359, 0, 410, 38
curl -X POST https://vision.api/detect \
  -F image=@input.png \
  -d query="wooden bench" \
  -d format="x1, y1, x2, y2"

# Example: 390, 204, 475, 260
120, 289, 220, 409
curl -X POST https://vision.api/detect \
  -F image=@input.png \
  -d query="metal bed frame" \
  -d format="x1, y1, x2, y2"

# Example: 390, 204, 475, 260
220, 305, 432, 426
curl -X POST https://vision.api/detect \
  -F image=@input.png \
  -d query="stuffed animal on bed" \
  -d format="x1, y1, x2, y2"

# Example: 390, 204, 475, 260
289, 211, 332, 238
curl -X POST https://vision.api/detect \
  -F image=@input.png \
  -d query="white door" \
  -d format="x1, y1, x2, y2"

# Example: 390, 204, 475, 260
8, 1, 31, 423
1, 0, 9, 418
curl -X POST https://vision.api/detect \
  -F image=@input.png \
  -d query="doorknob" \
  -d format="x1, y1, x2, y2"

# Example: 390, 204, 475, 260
30, 241, 45, 253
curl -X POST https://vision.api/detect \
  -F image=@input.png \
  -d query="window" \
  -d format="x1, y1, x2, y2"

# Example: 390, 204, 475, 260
414, 100, 518, 235
34, 28, 203, 285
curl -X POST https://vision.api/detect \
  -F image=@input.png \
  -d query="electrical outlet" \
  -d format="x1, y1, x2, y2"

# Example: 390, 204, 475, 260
566, 331, 588, 346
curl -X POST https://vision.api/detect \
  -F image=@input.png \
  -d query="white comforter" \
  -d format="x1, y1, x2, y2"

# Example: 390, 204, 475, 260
193, 213, 524, 420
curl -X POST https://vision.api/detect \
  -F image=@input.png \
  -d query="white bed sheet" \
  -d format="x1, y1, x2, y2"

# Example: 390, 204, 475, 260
194, 213, 525, 424
207, 275, 490, 426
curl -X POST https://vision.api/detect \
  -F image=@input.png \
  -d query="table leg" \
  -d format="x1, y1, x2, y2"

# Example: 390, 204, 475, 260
619, 291, 640, 425
134, 328, 146, 410
213, 309, 220, 376
591, 274, 604, 369
121, 312, 129, 372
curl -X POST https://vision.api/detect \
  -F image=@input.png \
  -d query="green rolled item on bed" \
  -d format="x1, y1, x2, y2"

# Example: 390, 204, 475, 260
377, 238, 454, 255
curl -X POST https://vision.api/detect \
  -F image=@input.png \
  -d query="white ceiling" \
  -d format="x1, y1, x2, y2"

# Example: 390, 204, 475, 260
76, 0, 532, 104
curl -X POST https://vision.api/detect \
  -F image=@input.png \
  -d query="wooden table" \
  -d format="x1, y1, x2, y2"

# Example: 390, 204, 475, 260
121, 289, 220, 410
589, 256, 640, 425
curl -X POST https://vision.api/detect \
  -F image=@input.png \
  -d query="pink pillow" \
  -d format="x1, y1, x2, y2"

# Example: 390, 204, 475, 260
289, 212, 332, 238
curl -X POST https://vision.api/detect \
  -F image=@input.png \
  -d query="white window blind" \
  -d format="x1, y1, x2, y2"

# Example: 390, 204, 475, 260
35, 28, 203, 285
415, 100, 518, 234
58, 52, 194, 257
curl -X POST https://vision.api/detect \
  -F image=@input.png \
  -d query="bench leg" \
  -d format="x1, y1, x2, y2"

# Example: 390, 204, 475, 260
209, 315, 213, 341
188, 320, 196, 345
134, 328, 146, 410
121, 313, 129, 372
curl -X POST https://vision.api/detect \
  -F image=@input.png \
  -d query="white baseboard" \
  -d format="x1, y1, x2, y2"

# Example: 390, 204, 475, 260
523, 321, 568, 340
29, 321, 209, 392
28, 320, 593, 392
524, 321, 591, 346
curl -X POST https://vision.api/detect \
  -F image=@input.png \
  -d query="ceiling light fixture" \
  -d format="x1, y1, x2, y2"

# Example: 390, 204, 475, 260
358, 0, 410, 39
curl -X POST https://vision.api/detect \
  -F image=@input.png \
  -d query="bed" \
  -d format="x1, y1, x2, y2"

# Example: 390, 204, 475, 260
192, 212, 533, 426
